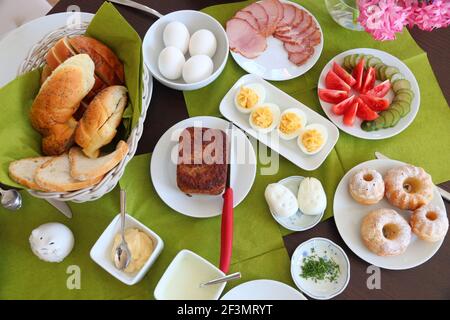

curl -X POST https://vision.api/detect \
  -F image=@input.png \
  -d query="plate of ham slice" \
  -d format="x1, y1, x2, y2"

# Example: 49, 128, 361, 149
226, 0, 323, 81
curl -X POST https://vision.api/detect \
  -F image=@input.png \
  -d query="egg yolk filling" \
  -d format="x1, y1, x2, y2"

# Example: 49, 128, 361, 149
237, 87, 259, 109
252, 107, 273, 128
301, 129, 324, 152
279, 112, 302, 134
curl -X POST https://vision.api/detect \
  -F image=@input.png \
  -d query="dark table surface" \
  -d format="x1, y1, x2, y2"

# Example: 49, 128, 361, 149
50, 0, 450, 299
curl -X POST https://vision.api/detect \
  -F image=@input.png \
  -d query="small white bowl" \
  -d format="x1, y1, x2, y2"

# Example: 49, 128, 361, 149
154, 249, 226, 300
291, 237, 350, 300
90, 213, 164, 286
143, 10, 229, 91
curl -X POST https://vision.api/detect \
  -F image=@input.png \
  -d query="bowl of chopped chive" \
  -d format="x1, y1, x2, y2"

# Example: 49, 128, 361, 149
290, 237, 350, 300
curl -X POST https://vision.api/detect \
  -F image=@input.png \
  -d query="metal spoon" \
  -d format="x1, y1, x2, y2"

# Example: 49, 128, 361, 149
200, 272, 242, 288
114, 189, 131, 270
0, 187, 22, 211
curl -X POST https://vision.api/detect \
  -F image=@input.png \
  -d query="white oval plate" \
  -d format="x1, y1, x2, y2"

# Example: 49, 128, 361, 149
150, 116, 256, 218
290, 237, 350, 300
0, 12, 93, 87
269, 176, 324, 231
221, 279, 307, 300
334, 159, 445, 270
230, 1, 323, 81
220, 73, 339, 171
318, 48, 420, 140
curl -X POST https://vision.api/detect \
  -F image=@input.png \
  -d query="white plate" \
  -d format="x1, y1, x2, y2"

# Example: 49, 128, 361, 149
0, 12, 94, 87
290, 237, 350, 300
318, 48, 420, 140
220, 73, 339, 171
221, 279, 307, 300
230, 1, 323, 81
150, 116, 256, 218
334, 159, 445, 270
269, 176, 324, 231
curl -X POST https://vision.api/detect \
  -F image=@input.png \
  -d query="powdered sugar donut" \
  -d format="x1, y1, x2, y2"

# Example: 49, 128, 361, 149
349, 168, 384, 205
410, 205, 448, 242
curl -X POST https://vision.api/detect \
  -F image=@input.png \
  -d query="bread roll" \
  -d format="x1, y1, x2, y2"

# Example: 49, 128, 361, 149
75, 86, 127, 158
30, 54, 95, 155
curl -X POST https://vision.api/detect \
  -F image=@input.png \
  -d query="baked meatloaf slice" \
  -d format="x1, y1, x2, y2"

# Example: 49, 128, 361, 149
177, 127, 228, 195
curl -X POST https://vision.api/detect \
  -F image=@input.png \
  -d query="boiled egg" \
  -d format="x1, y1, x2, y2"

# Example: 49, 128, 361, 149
163, 21, 190, 54
249, 103, 280, 133
297, 177, 327, 216
189, 29, 217, 58
182, 55, 213, 83
158, 46, 185, 80
234, 83, 266, 113
277, 108, 307, 140
265, 183, 298, 218
297, 123, 328, 155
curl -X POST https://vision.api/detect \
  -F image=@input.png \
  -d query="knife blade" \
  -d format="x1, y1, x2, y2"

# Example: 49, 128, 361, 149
375, 151, 450, 202
219, 122, 234, 273
46, 199, 72, 218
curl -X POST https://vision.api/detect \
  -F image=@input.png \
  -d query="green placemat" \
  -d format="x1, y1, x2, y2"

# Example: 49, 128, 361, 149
0, 2, 143, 188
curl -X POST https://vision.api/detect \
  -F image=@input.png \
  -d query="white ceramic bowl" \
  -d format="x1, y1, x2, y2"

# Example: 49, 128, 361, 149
90, 214, 164, 285
143, 10, 229, 91
154, 249, 226, 300
290, 237, 350, 300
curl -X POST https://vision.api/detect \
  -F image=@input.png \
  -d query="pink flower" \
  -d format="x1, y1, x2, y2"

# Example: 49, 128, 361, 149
407, 0, 450, 31
358, 0, 409, 41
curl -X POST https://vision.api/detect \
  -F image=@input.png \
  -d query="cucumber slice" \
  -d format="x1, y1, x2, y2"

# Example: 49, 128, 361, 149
395, 88, 414, 99
361, 121, 373, 132
355, 54, 366, 65
391, 101, 409, 117
401, 102, 411, 116
344, 56, 352, 69
392, 79, 411, 92
384, 67, 399, 80
379, 65, 390, 81
382, 110, 394, 128
390, 72, 405, 83
394, 93, 412, 104
390, 108, 402, 127
350, 54, 359, 67
364, 55, 373, 68
374, 63, 386, 79
367, 57, 382, 67
373, 116, 385, 130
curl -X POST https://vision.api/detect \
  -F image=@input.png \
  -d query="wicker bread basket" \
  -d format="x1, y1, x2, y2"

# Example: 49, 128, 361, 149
19, 22, 152, 202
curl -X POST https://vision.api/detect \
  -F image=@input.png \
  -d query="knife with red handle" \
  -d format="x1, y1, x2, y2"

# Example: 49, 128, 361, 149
220, 122, 234, 273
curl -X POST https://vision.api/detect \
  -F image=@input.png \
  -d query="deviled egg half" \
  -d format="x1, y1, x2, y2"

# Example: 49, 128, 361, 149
277, 108, 307, 140
234, 83, 266, 113
249, 103, 280, 134
297, 123, 328, 155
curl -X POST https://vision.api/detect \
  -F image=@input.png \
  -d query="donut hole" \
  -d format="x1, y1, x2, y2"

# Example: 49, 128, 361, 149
382, 223, 400, 240
363, 174, 374, 182
426, 211, 438, 221
403, 178, 420, 193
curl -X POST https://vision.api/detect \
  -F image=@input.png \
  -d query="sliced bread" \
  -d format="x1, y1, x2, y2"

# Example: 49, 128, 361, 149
69, 140, 129, 181
35, 153, 104, 192
8, 157, 52, 190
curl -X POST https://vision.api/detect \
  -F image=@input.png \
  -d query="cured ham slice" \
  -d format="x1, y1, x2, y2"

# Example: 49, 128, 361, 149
292, 8, 304, 26
284, 42, 310, 54
277, 4, 296, 28
242, 3, 269, 35
259, 0, 282, 36
226, 18, 267, 59
235, 10, 260, 31
288, 46, 314, 66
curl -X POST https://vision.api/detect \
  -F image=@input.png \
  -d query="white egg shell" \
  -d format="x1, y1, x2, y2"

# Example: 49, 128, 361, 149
297, 177, 327, 216
163, 21, 190, 54
158, 46, 185, 80
182, 55, 214, 83
249, 103, 281, 134
297, 123, 328, 155
189, 29, 217, 58
234, 83, 266, 113
277, 108, 307, 140
29, 223, 74, 263
265, 183, 299, 218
